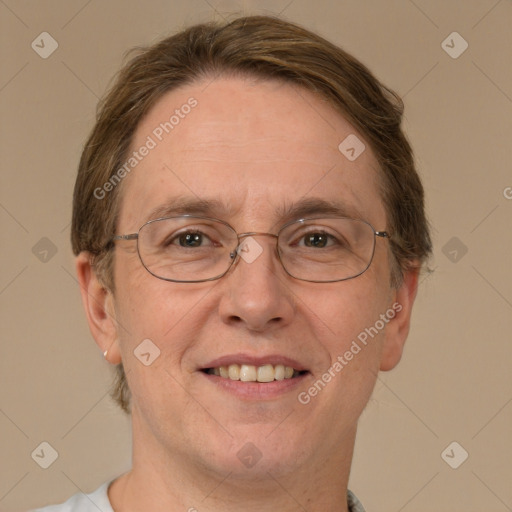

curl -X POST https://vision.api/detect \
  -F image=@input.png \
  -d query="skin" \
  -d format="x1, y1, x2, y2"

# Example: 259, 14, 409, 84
77, 76, 419, 512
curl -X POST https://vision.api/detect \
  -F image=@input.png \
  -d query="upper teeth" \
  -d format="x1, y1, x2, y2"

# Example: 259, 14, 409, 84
208, 364, 297, 382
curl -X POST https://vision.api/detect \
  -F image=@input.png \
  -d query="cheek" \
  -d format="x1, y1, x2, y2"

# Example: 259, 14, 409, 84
308, 275, 390, 390
111, 280, 194, 415
313, 273, 390, 342
113, 268, 214, 374
114, 249, 176, 335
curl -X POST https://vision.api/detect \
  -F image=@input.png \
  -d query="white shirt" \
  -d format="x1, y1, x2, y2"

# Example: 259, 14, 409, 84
32, 481, 366, 511
31, 482, 113, 512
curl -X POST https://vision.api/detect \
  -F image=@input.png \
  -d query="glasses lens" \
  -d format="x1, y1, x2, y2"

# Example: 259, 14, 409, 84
136, 216, 377, 283
138, 217, 237, 282
278, 218, 376, 282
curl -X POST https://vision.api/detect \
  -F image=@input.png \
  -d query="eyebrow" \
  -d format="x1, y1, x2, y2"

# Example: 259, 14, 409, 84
144, 196, 363, 227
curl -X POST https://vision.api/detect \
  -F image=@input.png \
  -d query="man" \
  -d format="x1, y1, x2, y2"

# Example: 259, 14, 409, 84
34, 15, 431, 512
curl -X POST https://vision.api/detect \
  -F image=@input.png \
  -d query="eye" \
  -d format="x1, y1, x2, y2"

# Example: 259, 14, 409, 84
293, 229, 343, 249
165, 229, 217, 248
301, 231, 333, 248
174, 231, 208, 248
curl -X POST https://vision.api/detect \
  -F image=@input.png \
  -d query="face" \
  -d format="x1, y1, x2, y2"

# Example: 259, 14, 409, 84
84, 76, 415, 480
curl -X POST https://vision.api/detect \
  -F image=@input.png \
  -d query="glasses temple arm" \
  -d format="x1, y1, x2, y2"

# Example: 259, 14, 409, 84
112, 234, 139, 241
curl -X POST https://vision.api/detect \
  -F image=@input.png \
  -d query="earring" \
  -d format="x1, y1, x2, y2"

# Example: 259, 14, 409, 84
103, 350, 108, 358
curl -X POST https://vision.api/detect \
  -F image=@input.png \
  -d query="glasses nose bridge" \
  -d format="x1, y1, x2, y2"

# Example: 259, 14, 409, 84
237, 231, 279, 243
235, 231, 279, 253
230, 231, 281, 268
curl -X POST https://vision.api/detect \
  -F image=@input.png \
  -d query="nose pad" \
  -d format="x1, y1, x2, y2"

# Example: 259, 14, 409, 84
236, 236, 266, 264
226, 233, 279, 276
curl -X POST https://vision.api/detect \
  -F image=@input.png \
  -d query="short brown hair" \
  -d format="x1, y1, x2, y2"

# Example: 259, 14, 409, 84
71, 15, 432, 414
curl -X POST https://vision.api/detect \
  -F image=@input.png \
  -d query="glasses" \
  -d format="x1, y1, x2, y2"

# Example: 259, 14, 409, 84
110, 215, 391, 283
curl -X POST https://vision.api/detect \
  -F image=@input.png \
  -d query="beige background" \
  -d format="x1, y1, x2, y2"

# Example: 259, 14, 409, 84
1, 1, 511, 511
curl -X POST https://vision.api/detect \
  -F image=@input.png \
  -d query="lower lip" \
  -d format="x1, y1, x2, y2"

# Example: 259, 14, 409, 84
199, 371, 308, 400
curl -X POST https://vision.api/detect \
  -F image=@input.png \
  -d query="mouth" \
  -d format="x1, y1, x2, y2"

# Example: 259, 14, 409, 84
202, 364, 308, 382
198, 355, 310, 399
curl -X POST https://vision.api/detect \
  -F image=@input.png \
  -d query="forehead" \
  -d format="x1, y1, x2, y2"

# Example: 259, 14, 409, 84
118, 76, 386, 230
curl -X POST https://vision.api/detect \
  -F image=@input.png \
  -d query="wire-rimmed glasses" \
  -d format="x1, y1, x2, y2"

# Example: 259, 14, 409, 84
111, 215, 391, 283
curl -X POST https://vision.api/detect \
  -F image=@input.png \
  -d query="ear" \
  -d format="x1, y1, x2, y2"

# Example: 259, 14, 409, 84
379, 266, 420, 371
75, 252, 122, 364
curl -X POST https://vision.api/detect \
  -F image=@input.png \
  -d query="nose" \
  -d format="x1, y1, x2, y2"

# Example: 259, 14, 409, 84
217, 233, 295, 332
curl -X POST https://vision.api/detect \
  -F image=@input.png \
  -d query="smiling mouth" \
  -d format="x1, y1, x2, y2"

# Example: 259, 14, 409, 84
202, 364, 308, 382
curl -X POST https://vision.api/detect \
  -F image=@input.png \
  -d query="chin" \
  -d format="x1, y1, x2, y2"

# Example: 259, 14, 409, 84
199, 425, 312, 480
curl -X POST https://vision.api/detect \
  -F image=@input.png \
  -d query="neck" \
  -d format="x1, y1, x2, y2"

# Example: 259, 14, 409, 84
109, 410, 356, 512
